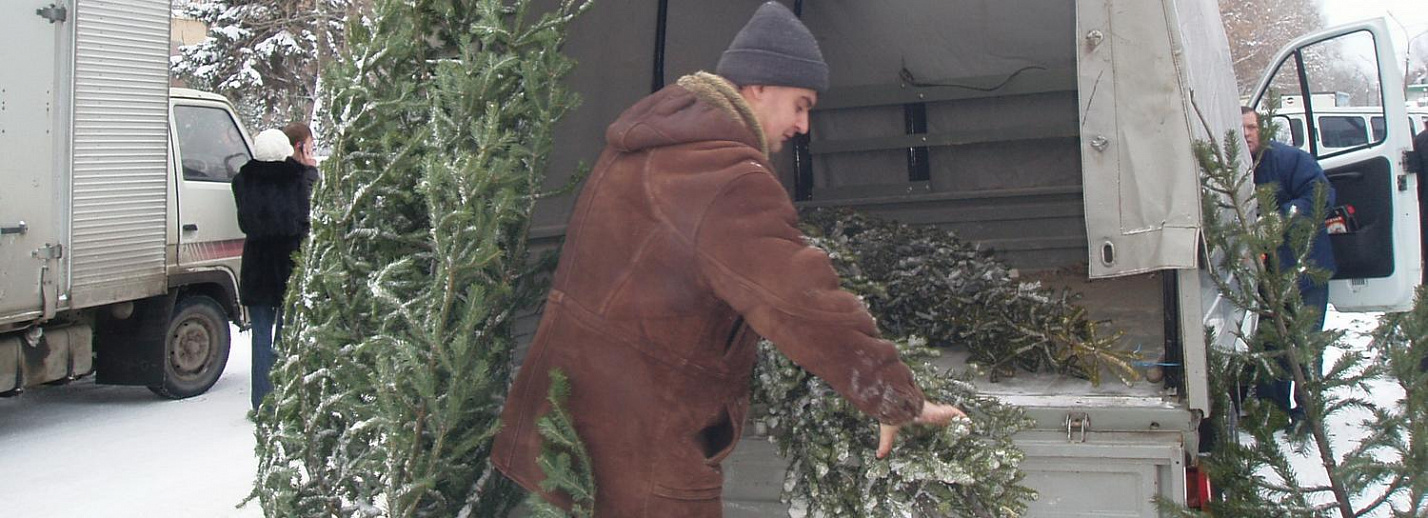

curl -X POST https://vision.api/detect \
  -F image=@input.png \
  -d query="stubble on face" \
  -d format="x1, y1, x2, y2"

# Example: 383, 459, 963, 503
745, 86, 817, 154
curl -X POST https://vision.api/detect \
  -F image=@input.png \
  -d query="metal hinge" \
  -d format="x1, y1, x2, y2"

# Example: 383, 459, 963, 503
40, 265, 57, 320
1398, 174, 1409, 192
33, 243, 62, 260
1065, 412, 1091, 443
36, 4, 68, 23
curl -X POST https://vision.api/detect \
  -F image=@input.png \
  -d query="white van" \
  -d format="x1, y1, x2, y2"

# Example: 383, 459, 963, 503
1271, 105, 1428, 154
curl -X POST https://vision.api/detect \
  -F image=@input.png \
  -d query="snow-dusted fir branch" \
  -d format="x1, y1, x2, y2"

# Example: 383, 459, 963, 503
524, 370, 597, 517
748, 208, 1167, 516
249, 1, 592, 516
796, 208, 1139, 385
754, 334, 1036, 517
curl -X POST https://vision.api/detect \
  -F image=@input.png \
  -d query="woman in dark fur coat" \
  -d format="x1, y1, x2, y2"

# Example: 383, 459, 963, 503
231, 128, 312, 410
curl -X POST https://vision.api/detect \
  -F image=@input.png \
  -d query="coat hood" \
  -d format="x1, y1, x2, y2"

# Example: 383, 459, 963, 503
605, 72, 768, 156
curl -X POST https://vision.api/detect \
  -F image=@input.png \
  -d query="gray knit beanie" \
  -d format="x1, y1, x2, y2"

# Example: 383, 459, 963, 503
716, 2, 829, 92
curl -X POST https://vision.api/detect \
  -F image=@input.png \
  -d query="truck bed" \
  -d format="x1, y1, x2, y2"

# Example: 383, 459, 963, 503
719, 267, 1182, 514
947, 267, 1174, 404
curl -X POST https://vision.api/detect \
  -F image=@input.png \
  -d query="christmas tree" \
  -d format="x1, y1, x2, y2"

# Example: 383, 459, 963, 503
797, 208, 1138, 385
749, 210, 1136, 517
524, 370, 596, 517
754, 332, 1036, 517
249, 0, 590, 516
1176, 101, 1428, 516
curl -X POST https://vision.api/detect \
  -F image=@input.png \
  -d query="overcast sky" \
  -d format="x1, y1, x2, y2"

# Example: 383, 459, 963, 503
1320, 0, 1428, 55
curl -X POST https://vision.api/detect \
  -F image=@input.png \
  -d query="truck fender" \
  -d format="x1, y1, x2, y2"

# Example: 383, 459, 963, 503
168, 269, 241, 323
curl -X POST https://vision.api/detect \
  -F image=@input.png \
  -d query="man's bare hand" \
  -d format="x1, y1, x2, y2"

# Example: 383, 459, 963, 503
876, 402, 967, 458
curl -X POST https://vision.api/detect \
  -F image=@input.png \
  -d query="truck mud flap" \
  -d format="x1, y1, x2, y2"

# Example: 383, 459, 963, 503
0, 335, 20, 394
94, 293, 176, 386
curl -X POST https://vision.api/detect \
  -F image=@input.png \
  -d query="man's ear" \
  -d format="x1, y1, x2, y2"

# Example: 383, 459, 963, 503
739, 84, 765, 100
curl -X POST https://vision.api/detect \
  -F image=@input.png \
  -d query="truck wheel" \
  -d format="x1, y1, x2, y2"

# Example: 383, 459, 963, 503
149, 295, 231, 399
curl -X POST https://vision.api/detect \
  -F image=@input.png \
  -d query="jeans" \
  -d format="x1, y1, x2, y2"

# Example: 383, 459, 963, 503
248, 305, 282, 410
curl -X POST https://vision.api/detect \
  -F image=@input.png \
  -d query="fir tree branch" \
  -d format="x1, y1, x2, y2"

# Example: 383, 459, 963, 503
1188, 93, 1387, 518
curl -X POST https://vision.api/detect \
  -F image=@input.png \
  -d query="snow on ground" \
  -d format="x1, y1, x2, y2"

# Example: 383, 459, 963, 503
1272, 309, 1411, 517
0, 325, 262, 518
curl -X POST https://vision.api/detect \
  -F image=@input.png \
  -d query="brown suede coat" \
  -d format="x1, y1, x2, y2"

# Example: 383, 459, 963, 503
493, 73, 925, 517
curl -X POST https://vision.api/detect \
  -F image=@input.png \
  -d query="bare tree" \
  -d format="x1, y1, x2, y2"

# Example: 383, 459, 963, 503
1219, 0, 1327, 95
1408, 33, 1428, 86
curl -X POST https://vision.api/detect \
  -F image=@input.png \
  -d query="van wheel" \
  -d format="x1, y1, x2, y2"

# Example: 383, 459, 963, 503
149, 295, 230, 399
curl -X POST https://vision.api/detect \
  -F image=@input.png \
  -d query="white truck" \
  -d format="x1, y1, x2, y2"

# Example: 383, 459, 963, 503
1, 0, 251, 398
527, 1, 1420, 515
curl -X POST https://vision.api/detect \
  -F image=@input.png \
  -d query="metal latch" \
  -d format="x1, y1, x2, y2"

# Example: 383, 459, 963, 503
1399, 175, 1409, 192
1065, 412, 1091, 443
1, 221, 26, 236
36, 4, 68, 23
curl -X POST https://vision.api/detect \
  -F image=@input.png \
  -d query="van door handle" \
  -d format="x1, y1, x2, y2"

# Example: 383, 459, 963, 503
1, 221, 27, 235
182, 224, 199, 232
1326, 171, 1363, 182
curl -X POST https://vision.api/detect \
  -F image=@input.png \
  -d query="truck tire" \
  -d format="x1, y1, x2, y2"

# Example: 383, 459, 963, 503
149, 295, 231, 399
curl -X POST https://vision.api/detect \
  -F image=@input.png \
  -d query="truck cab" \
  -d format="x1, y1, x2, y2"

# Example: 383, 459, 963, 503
1, 1, 249, 398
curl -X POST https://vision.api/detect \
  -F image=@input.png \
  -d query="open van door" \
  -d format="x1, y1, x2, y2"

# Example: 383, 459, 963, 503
1251, 19, 1418, 312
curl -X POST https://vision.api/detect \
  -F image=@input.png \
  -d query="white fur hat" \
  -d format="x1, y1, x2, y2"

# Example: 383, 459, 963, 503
252, 128, 294, 162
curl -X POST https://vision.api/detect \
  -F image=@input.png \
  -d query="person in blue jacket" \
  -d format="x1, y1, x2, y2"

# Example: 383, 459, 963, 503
1242, 106, 1337, 421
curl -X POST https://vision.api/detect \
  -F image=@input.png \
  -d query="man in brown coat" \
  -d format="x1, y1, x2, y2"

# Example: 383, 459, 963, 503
493, 3, 965, 515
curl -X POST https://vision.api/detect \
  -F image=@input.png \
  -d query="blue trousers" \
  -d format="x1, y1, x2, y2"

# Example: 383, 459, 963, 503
248, 305, 282, 410
1258, 282, 1329, 416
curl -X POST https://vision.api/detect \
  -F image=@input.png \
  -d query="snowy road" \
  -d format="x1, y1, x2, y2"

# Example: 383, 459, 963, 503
0, 325, 262, 518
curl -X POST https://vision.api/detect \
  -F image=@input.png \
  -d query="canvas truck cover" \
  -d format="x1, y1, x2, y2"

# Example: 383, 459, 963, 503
1078, 0, 1247, 278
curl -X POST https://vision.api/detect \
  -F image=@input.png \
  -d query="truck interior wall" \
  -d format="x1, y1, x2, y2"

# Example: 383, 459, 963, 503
527, 1, 1168, 384
801, 0, 1083, 271
538, 0, 1085, 264
528, 0, 660, 243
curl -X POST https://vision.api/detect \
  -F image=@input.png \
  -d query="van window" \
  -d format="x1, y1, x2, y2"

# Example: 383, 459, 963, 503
174, 105, 251, 183
1319, 115, 1368, 148
1271, 115, 1306, 148
1370, 116, 1385, 142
